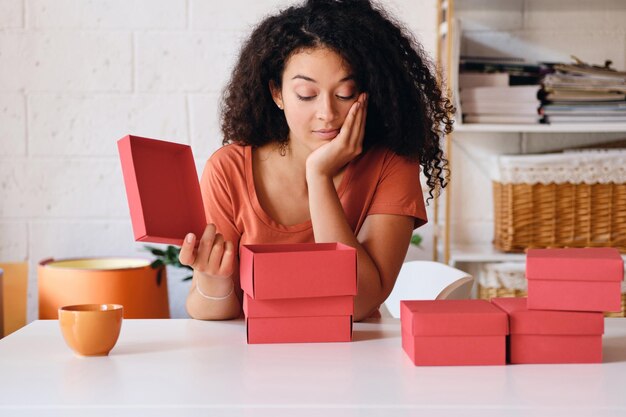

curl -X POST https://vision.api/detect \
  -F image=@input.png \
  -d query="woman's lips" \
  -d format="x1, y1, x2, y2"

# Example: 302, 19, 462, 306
313, 129, 340, 140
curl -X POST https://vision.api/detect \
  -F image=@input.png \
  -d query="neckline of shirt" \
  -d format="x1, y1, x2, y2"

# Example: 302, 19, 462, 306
244, 145, 354, 233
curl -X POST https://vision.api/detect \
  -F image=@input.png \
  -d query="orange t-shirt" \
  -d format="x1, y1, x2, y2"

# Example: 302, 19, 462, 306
199, 144, 427, 250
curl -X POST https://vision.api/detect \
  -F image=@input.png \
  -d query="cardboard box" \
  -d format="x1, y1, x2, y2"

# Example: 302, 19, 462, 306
401, 300, 508, 366
246, 315, 353, 344
243, 294, 353, 318
117, 135, 206, 245
240, 243, 357, 300
492, 297, 604, 364
526, 248, 624, 312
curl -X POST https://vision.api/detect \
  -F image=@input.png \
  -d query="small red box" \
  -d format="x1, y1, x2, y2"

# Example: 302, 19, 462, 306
240, 243, 357, 300
492, 297, 604, 364
246, 316, 353, 344
526, 248, 624, 312
117, 135, 206, 246
243, 294, 353, 318
401, 300, 508, 366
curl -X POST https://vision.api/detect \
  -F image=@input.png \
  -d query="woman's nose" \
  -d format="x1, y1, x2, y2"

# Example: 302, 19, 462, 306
316, 95, 338, 122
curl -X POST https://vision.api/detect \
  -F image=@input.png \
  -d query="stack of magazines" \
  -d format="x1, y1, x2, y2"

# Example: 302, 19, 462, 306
458, 57, 546, 124
540, 58, 626, 124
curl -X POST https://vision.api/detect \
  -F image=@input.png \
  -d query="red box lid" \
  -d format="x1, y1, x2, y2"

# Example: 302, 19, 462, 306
117, 135, 206, 246
400, 300, 508, 336
491, 297, 604, 335
243, 294, 354, 318
526, 248, 623, 282
240, 243, 357, 300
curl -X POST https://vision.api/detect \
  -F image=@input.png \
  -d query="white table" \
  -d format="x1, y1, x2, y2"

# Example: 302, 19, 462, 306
1, 318, 626, 417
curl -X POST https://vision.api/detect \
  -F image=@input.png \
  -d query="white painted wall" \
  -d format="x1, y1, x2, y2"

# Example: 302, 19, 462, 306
0, 0, 437, 321
2, 0, 625, 321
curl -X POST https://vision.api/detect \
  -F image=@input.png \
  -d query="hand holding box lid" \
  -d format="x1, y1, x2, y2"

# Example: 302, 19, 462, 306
117, 135, 206, 246
526, 247, 624, 312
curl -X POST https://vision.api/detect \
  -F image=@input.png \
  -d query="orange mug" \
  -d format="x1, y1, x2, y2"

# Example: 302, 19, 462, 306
58, 304, 123, 356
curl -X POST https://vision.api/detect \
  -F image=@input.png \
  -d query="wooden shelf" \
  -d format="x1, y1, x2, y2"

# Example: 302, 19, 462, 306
448, 244, 626, 267
454, 123, 626, 133
448, 244, 525, 266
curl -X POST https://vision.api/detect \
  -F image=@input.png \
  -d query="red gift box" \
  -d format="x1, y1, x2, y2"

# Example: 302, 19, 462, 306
492, 297, 604, 364
400, 300, 508, 366
240, 243, 357, 344
246, 316, 353, 344
243, 294, 353, 318
526, 248, 624, 312
240, 243, 357, 300
117, 135, 206, 245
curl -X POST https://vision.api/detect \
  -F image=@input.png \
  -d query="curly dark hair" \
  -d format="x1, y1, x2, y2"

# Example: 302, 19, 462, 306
220, 0, 453, 200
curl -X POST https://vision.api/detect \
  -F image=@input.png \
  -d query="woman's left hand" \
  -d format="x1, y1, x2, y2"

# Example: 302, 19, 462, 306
305, 92, 368, 180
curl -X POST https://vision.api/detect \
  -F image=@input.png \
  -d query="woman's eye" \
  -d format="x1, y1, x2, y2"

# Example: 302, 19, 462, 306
337, 94, 356, 101
296, 94, 316, 101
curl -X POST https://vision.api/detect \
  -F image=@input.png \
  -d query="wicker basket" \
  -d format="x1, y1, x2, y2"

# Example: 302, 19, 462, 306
493, 182, 626, 252
492, 151, 626, 253
477, 262, 528, 300
477, 261, 626, 317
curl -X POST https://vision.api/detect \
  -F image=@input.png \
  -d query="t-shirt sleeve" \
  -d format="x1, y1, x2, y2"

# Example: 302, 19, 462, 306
367, 153, 428, 229
199, 154, 242, 249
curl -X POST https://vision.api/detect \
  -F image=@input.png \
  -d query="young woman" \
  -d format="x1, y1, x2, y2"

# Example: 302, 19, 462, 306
179, 0, 454, 321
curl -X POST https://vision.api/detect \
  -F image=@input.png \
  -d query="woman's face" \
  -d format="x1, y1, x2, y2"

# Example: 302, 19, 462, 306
272, 47, 359, 152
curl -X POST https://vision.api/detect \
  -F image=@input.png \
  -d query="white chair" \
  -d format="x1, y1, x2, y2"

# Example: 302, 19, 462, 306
383, 261, 474, 318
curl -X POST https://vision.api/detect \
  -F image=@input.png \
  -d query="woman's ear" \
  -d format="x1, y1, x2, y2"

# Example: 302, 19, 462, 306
269, 81, 284, 110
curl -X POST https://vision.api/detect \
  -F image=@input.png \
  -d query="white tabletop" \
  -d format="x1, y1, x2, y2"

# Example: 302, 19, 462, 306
1, 318, 626, 417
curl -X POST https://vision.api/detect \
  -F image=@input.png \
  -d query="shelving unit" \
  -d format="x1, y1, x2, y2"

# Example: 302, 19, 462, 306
455, 123, 626, 133
434, 0, 626, 267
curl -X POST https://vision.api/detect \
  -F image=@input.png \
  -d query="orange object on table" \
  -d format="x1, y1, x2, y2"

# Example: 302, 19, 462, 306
0, 262, 28, 337
58, 304, 124, 356
38, 258, 169, 319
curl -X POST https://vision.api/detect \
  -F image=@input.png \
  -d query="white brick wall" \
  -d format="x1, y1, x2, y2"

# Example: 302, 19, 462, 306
0, 0, 436, 321
2, 0, 623, 321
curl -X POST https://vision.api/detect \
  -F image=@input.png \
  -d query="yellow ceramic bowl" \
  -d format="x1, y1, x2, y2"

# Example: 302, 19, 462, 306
58, 304, 123, 356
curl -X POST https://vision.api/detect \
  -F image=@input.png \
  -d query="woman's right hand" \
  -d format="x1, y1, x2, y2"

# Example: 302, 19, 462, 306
179, 223, 235, 279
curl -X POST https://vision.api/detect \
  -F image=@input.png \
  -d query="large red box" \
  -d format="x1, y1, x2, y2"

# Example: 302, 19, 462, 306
240, 243, 357, 300
526, 248, 623, 312
240, 243, 356, 344
400, 300, 508, 366
117, 135, 206, 246
492, 297, 604, 364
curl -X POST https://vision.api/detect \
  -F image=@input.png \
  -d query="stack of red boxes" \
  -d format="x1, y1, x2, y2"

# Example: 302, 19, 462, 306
492, 247, 623, 364
400, 248, 623, 366
239, 242, 357, 344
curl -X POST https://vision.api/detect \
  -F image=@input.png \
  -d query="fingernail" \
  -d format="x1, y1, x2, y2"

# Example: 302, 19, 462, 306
186, 233, 194, 243
355, 102, 361, 109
